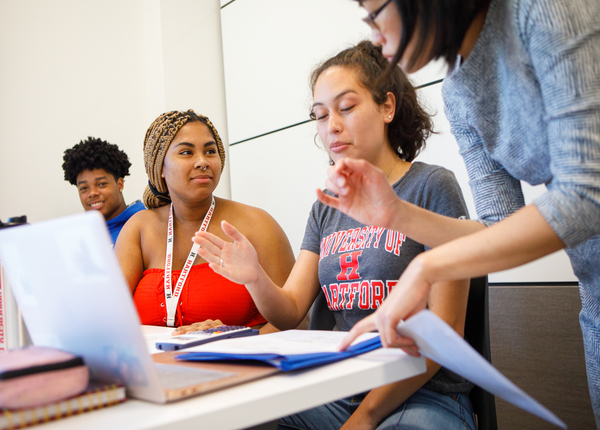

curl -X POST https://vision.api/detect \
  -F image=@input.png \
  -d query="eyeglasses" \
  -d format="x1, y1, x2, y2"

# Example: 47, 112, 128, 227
362, 0, 393, 31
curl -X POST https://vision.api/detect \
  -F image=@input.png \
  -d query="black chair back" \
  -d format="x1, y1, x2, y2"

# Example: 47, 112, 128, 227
308, 290, 335, 331
465, 276, 498, 430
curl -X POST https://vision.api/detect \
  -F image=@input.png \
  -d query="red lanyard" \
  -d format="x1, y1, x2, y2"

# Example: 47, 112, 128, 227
164, 197, 215, 326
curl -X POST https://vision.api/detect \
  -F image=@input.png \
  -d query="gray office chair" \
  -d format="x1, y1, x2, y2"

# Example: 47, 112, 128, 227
309, 276, 498, 430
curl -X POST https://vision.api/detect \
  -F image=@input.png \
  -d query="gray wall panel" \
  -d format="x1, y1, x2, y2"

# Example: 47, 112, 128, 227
489, 285, 594, 429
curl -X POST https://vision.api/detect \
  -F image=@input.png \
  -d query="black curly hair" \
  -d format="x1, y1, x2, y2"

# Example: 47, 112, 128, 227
62, 137, 132, 186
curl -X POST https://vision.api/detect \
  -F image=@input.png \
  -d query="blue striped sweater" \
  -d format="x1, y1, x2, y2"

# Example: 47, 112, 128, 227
442, 0, 600, 249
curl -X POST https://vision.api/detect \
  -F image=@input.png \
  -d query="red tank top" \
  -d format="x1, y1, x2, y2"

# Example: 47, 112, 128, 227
133, 264, 266, 328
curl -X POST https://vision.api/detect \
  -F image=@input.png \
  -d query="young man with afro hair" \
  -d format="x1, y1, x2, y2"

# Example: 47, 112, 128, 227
62, 137, 145, 244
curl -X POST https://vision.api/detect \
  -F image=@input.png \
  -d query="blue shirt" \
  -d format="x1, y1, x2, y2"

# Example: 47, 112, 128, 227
106, 200, 145, 245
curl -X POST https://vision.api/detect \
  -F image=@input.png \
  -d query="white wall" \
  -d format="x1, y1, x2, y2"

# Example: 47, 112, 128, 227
0, 0, 230, 225
0, 0, 576, 283
221, 0, 370, 253
220, 0, 576, 283
220, 0, 476, 248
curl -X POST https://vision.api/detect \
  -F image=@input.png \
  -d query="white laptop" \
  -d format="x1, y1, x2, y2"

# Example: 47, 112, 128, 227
0, 211, 276, 403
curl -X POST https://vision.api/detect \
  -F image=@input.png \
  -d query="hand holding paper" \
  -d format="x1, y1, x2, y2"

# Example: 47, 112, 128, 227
338, 259, 429, 352
397, 310, 567, 429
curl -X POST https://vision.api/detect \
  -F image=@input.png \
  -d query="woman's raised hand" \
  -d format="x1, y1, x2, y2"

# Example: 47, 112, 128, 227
194, 220, 261, 286
317, 158, 401, 229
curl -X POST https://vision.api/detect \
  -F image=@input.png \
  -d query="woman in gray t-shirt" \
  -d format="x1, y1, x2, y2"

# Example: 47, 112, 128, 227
193, 41, 475, 430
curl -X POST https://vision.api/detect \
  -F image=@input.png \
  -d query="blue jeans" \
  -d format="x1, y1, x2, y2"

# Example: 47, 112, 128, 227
278, 388, 476, 430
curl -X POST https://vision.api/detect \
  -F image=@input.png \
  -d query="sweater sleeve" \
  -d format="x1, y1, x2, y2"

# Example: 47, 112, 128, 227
522, 0, 600, 247
417, 166, 471, 250
456, 131, 526, 226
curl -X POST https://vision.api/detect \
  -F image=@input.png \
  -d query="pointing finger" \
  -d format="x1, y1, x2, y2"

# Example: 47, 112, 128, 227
338, 315, 376, 351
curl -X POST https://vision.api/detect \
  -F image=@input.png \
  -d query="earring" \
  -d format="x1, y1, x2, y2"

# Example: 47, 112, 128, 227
388, 116, 392, 119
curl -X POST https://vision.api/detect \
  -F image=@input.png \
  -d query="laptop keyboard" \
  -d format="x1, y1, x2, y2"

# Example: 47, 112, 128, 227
154, 363, 236, 390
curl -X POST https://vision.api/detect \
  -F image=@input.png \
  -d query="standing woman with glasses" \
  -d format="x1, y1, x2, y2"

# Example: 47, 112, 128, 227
325, 0, 600, 424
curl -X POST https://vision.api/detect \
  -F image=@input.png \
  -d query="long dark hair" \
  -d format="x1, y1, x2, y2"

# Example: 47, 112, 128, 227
387, 0, 490, 71
310, 41, 432, 162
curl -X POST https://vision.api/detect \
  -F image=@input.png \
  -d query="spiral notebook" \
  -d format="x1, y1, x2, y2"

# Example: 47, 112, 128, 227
0, 383, 125, 430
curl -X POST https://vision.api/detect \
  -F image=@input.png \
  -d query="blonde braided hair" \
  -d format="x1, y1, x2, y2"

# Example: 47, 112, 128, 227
143, 110, 226, 209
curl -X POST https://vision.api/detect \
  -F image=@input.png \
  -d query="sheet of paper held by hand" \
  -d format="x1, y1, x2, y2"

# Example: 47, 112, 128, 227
397, 310, 566, 429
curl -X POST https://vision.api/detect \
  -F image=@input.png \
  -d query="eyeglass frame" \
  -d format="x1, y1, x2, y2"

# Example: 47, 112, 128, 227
362, 0, 394, 31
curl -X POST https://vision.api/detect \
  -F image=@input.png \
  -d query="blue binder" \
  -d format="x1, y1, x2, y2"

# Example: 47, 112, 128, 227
175, 335, 382, 372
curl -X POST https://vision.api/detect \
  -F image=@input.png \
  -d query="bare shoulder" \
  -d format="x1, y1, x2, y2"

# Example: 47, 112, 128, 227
215, 198, 288, 243
122, 206, 166, 234
216, 198, 279, 228
132, 206, 161, 222
214, 198, 295, 281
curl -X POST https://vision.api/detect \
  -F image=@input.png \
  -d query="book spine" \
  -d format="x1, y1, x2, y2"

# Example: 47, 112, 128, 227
0, 263, 30, 351
0, 262, 30, 351
0, 264, 5, 351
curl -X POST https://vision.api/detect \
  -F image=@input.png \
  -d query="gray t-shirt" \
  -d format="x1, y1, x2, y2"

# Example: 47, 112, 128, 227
301, 161, 473, 394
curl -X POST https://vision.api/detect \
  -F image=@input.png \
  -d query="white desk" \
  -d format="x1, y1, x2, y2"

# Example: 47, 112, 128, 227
36, 330, 426, 430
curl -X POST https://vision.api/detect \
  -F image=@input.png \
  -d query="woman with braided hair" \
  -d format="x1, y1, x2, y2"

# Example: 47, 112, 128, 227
115, 109, 295, 334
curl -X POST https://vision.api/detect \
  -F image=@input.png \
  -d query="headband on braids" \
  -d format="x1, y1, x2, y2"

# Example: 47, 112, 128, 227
142, 110, 226, 209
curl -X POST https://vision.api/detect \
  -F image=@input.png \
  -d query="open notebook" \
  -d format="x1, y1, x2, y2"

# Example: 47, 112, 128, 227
0, 211, 277, 403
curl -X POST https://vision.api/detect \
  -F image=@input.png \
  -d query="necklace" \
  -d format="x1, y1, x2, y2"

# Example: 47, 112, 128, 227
385, 155, 400, 178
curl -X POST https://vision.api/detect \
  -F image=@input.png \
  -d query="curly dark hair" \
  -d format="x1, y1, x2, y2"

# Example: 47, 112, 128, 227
62, 137, 132, 185
309, 41, 432, 162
